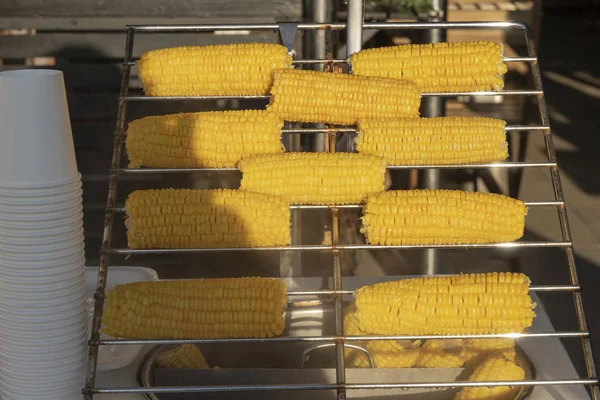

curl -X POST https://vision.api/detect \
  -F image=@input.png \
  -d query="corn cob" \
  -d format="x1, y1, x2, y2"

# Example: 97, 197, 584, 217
454, 351, 525, 400
461, 339, 516, 367
356, 117, 507, 165
124, 189, 290, 249
155, 344, 209, 369
416, 339, 466, 368
354, 273, 536, 335
350, 41, 507, 93
344, 305, 419, 368
102, 277, 287, 339
367, 340, 421, 368
344, 305, 372, 368
361, 190, 526, 245
126, 110, 283, 168
239, 153, 387, 205
267, 69, 421, 125
138, 43, 293, 96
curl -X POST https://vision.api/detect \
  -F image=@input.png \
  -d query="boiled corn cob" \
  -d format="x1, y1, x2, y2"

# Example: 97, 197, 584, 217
461, 339, 516, 367
354, 272, 536, 335
155, 344, 209, 369
356, 117, 507, 165
350, 41, 507, 92
267, 69, 420, 125
367, 340, 421, 368
102, 277, 287, 339
454, 351, 525, 400
138, 43, 293, 96
126, 110, 283, 168
344, 305, 372, 368
361, 190, 526, 245
344, 305, 419, 368
239, 153, 387, 205
124, 189, 290, 249
416, 339, 466, 368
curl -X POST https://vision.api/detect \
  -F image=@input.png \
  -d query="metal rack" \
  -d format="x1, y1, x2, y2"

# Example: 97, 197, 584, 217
85, 19, 599, 400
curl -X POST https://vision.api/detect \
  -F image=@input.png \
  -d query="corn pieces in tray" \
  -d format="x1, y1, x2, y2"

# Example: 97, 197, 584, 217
350, 41, 507, 92
356, 117, 508, 165
126, 110, 283, 168
361, 189, 526, 246
343, 305, 420, 369
102, 277, 287, 339
124, 188, 290, 249
267, 69, 421, 125
454, 351, 526, 400
354, 272, 536, 336
239, 152, 387, 205
155, 344, 210, 369
138, 43, 293, 96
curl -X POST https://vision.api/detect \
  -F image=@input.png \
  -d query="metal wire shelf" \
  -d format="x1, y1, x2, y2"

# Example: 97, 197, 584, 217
85, 18, 599, 400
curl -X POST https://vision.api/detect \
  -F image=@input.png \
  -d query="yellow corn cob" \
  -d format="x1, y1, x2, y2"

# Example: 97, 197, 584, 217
367, 340, 421, 368
355, 273, 536, 335
124, 189, 290, 249
126, 110, 283, 168
102, 277, 287, 339
239, 153, 387, 205
356, 117, 507, 165
155, 344, 209, 369
461, 339, 516, 367
416, 340, 466, 368
343, 305, 419, 368
361, 190, 526, 245
138, 43, 293, 96
344, 305, 371, 368
267, 69, 421, 125
454, 351, 525, 400
350, 41, 507, 92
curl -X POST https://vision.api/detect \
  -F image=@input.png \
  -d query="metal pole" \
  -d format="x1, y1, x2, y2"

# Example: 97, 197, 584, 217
420, 0, 447, 275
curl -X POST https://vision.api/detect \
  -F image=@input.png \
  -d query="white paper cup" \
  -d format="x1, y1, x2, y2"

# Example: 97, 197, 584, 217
0, 70, 78, 186
0, 254, 86, 275
0, 223, 84, 240
0, 244, 84, 262
0, 188, 82, 206
0, 314, 86, 336
0, 226, 84, 245
0, 337, 87, 359
0, 177, 81, 195
0, 197, 82, 214
0, 283, 84, 303
0, 374, 84, 397
0, 268, 83, 287
0, 234, 84, 255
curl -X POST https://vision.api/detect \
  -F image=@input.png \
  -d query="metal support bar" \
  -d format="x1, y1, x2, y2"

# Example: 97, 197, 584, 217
420, 0, 447, 275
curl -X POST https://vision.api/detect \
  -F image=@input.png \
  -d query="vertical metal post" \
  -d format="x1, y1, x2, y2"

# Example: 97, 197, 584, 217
311, 0, 331, 152
334, 2, 364, 398
279, 24, 302, 278
420, 0, 447, 275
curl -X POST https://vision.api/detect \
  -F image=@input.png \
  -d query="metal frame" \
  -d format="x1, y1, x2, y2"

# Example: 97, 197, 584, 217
84, 20, 599, 400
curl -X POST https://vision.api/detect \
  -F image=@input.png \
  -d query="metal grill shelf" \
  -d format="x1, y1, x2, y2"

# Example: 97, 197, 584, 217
85, 19, 599, 400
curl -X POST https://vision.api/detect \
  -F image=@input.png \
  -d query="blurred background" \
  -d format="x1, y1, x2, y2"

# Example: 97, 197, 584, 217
0, 0, 599, 387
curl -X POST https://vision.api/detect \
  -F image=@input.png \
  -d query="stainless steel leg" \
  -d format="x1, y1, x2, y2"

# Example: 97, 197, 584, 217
420, 0, 447, 276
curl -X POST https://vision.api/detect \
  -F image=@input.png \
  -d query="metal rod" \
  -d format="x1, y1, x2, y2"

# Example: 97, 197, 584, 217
83, 27, 135, 400
121, 90, 543, 102
107, 241, 572, 255
277, 125, 549, 134
525, 24, 600, 399
420, 0, 447, 276
97, 331, 589, 346
110, 201, 563, 214
287, 285, 580, 296
125, 21, 529, 32
88, 378, 598, 394
115, 162, 557, 175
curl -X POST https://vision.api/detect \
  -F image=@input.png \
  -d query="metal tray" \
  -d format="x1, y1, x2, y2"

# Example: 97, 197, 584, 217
138, 303, 535, 400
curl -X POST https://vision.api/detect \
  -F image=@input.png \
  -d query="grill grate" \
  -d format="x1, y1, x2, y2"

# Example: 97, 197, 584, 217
84, 20, 599, 400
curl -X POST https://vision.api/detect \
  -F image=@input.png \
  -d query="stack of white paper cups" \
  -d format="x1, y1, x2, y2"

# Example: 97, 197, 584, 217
0, 69, 87, 400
